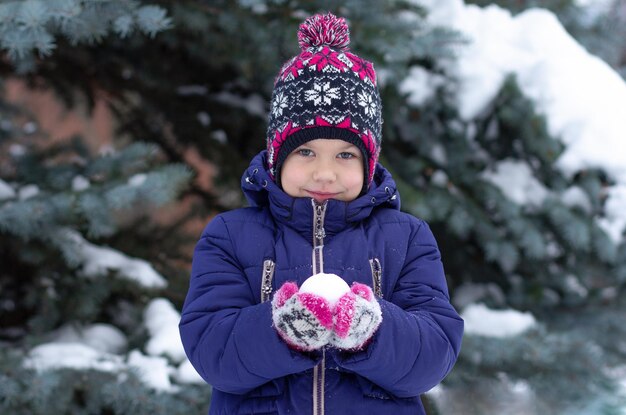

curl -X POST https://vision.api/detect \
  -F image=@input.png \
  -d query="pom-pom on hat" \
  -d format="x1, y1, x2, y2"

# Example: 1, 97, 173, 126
266, 12, 382, 193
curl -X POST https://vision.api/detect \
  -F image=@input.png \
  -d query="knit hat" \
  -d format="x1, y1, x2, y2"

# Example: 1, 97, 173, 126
266, 12, 382, 192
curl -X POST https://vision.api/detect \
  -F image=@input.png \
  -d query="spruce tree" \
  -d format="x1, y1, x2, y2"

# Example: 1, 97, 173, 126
2, 1, 625, 414
0, 2, 207, 414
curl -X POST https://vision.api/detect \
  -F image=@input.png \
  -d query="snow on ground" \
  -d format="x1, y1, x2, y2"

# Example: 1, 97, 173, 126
407, 0, 626, 243
461, 303, 537, 337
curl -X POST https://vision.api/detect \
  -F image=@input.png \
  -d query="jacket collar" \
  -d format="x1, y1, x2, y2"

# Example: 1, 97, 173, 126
241, 151, 400, 240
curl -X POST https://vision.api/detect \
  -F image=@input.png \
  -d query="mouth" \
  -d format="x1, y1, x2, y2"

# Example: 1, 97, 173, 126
305, 190, 340, 201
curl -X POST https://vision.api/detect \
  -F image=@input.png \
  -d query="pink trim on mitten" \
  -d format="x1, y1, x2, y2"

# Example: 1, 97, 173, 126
273, 281, 299, 307
334, 292, 356, 339
299, 293, 334, 329
351, 282, 374, 301
330, 282, 382, 351
271, 282, 333, 351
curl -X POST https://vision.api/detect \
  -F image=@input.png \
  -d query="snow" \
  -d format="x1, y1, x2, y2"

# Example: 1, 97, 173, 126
128, 173, 147, 187
300, 273, 350, 307
413, 0, 626, 241
480, 161, 599, 214
25, 343, 124, 373
24, 344, 179, 392
50, 323, 127, 354
197, 111, 211, 126
461, 303, 537, 337
0, 179, 16, 200
58, 228, 167, 288
23, 297, 204, 391
565, 274, 589, 298
71, 175, 90, 192
127, 350, 176, 392
144, 298, 187, 362
399, 66, 445, 106
143, 298, 203, 383
174, 359, 205, 384
211, 91, 267, 118
211, 130, 228, 144
561, 185, 592, 213
18, 184, 39, 200
21, 270, 200, 390
481, 159, 549, 207
429, 374, 536, 414
574, 0, 615, 23
598, 184, 626, 243
9, 144, 26, 157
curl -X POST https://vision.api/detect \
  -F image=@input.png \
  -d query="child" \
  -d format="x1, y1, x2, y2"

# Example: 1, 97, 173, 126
179, 12, 463, 415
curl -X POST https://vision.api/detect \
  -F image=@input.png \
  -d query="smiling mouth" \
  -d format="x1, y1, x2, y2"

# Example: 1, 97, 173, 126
306, 190, 339, 200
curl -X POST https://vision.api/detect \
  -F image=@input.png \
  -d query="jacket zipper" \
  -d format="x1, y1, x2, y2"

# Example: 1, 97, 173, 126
311, 199, 327, 415
369, 258, 383, 298
261, 259, 276, 303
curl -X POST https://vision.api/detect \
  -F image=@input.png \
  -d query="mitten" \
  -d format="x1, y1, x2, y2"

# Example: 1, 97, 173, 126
272, 281, 334, 351
330, 283, 382, 351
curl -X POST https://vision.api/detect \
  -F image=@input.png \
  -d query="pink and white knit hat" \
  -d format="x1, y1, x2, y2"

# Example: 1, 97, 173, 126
266, 13, 382, 191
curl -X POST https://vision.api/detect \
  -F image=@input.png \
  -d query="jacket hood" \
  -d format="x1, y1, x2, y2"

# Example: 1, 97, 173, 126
241, 150, 400, 239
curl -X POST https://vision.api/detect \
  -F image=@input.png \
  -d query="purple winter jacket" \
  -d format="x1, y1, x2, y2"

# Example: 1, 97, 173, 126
179, 150, 464, 415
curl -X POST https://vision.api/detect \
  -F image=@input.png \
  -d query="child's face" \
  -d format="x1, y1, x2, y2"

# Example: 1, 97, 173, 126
280, 139, 364, 203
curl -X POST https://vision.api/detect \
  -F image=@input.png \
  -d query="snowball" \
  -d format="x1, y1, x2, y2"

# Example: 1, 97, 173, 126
300, 273, 350, 307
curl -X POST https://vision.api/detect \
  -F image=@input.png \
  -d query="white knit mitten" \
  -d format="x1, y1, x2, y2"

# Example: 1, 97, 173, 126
330, 283, 382, 351
272, 281, 333, 351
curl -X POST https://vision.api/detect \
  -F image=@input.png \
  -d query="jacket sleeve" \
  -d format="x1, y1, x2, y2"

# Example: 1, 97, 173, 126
335, 218, 464, 397
179, 215, 318, 394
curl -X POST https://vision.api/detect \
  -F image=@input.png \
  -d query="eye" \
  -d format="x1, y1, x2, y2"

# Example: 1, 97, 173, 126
296, 148, 313, 157
338, 152, 357, 159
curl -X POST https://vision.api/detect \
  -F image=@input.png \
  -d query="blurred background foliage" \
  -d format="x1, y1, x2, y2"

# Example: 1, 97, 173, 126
1, 0, 625, 413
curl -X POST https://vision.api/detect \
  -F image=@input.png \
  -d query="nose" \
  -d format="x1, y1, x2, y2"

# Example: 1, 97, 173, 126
312, 158, 337, 183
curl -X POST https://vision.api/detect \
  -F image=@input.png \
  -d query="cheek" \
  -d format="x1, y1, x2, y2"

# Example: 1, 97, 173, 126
344, 167, 364, 194
280, 163, 307, 194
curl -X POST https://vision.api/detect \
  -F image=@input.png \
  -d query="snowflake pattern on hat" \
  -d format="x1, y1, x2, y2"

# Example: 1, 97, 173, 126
304, 82, 341, 106
266, 12, 383, 185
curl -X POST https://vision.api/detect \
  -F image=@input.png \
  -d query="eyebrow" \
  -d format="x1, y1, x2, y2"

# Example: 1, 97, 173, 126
296, 141, 358, 151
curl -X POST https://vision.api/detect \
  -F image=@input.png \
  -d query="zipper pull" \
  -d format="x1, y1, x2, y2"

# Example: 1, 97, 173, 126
261, 259, 276, 302
313, 201, 327, 242
370, 258, 383, 298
